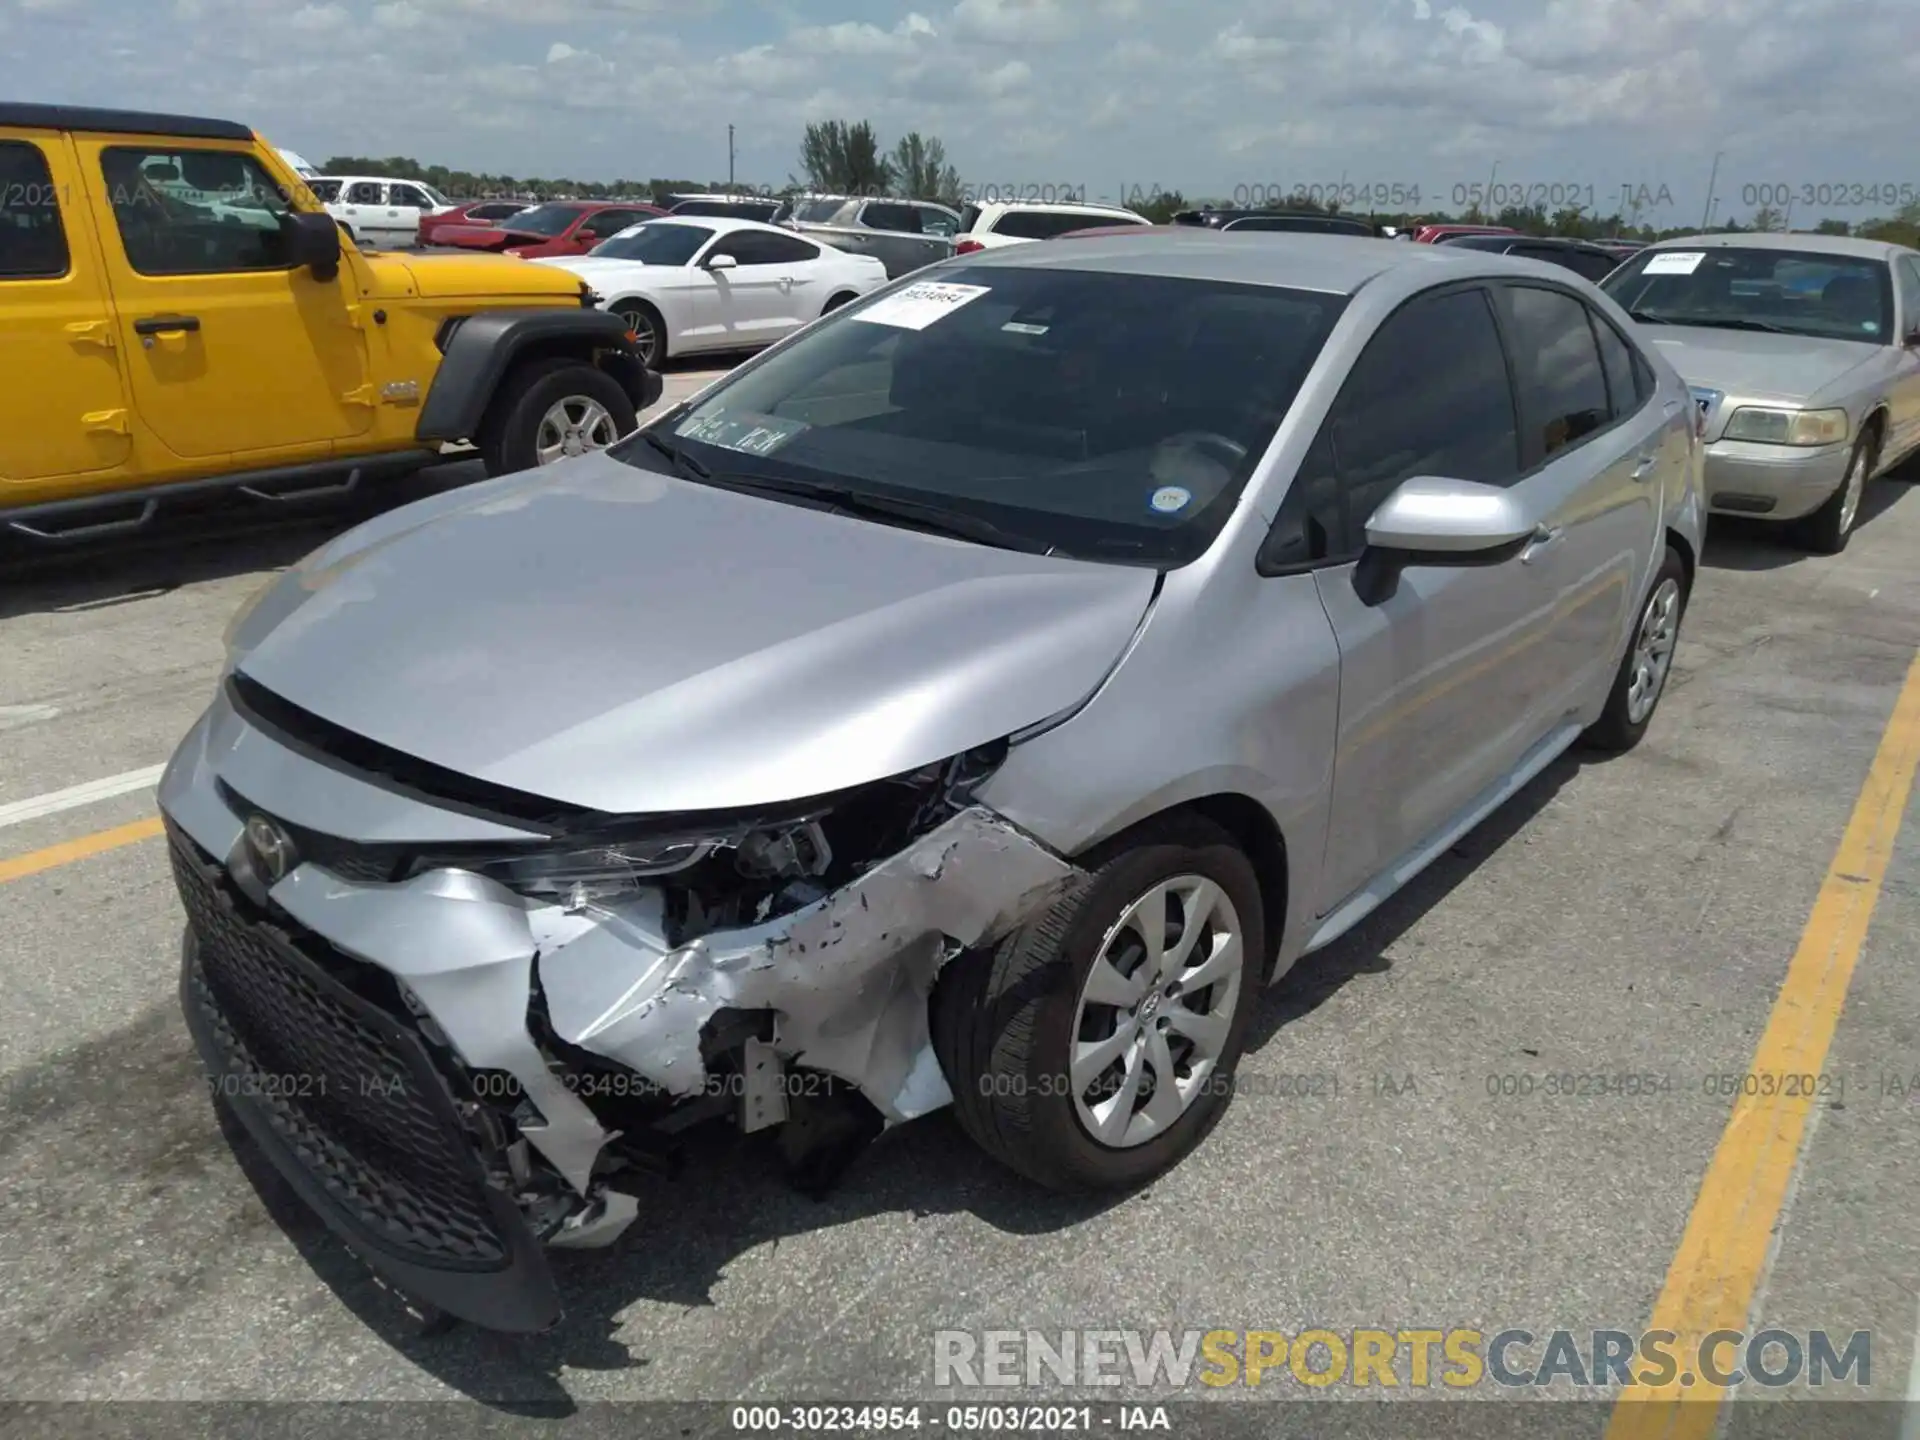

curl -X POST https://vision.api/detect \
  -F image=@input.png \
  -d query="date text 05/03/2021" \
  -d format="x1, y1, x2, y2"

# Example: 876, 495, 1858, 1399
730, 1404, 1173, 1432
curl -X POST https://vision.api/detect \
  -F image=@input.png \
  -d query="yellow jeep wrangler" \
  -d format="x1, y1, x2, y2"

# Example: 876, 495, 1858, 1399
0, 103, 660, 544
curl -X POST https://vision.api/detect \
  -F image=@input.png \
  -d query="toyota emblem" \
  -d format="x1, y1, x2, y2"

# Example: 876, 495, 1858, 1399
244, 814, 297, 883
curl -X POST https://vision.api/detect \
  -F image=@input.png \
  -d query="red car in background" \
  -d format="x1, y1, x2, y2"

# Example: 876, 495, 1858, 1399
416, 199, 533, 246
1409, 223, 1517, 244
432, 200, 667, 257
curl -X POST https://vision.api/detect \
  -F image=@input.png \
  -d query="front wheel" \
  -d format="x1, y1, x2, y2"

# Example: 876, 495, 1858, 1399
932, 815, 1263, 1192
1796, 430, 1876, 554
477, 359, 637, 478
1582, 544, 1688, 753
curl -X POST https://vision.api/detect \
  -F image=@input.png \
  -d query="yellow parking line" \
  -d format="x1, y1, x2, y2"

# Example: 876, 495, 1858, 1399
0, 816, 164, 884
1607, 648, 1920, 1438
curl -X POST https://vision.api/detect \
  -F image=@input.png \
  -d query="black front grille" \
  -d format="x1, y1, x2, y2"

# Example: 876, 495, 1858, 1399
170, 825, 510, 1269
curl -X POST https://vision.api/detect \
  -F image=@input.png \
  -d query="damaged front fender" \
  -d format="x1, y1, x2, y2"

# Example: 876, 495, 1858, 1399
540, 806, 1080, 1122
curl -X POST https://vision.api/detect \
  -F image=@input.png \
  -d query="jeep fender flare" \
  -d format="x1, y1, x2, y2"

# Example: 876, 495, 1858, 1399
415, 309, 662, 443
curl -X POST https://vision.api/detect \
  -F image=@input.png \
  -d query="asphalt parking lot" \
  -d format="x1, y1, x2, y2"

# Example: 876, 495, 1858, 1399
2, 367, 1918, 1433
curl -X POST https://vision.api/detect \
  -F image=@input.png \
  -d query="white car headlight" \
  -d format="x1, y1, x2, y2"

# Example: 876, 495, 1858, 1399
1721, 406, 1849, 447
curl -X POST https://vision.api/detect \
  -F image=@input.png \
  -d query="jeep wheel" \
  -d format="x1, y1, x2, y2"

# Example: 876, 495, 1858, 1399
478, 359, 637, 478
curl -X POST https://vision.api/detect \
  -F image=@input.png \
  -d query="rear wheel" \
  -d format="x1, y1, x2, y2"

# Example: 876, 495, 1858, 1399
822, 292, 857, 316
1582, 543, 1688, 753
612, 301, 666, 367
1796, 428, 1877, 555
477, 358, 636, 478
932, 815, 1263, 1192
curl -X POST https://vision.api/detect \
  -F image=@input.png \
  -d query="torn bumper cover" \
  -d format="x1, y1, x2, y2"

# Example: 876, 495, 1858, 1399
160, 697, 1078, 1329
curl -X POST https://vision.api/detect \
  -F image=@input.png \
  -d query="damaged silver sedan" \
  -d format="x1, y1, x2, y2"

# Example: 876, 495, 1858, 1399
163, 234, 1703, 1332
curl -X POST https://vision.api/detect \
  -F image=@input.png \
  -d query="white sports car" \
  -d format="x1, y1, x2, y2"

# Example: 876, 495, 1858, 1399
535, 216, 890, 366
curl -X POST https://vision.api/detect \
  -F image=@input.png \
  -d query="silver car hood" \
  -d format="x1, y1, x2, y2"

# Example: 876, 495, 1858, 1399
1640, 327, 1880, 404
231, 453, 1158, 815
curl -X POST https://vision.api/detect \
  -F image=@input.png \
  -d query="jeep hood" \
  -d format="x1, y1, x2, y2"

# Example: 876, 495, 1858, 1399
369, 250, 582, 300
230, 453, 1157, 815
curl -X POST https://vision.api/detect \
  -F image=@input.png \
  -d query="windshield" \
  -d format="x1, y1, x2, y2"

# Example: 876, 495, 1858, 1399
612, 266, 1348, 566
505, 203, 586, 237
1602, 246, 1894, 342
589, 221, 713, 263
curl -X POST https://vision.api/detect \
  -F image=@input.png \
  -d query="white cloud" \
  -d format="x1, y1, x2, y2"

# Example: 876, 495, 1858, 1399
1, 0, 1911, 229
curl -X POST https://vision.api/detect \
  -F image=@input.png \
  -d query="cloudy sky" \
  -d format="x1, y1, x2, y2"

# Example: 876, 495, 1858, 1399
6, 0, 1919, 224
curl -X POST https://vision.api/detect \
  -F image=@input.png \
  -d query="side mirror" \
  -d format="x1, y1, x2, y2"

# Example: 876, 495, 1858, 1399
706, 252, 737, 270
284, 210, 343, 281
1351, 476, 1537, 606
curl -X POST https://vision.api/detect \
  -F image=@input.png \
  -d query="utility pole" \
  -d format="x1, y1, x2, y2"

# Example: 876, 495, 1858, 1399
727, 124, 735, 193
1700, 150, 1723, 228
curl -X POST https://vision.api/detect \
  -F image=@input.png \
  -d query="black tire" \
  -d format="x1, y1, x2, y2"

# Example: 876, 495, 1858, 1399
476, 357, 637, 478
1795, 427, 1877, 555
1582, 543, 1689, 753
611, 301, 666, 367
931, 814, 1264, 1192
822, 292, 857, 316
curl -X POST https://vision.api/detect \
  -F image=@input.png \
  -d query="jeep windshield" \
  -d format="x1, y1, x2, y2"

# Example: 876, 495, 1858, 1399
613, 266, 1347, 567
503, 203, 587, 237
1602, 246, 1895, 343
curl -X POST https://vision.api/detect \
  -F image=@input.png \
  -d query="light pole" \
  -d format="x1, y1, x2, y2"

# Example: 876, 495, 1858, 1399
727, 124, 735, 192
1483, 159, 1499, 221
1700, 150, 1724, 228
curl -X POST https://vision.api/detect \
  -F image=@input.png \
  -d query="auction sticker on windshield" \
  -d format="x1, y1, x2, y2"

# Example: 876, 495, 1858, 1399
852, 281, 992, 330
675, 408, 809, 457
1643, 251, 1705, 275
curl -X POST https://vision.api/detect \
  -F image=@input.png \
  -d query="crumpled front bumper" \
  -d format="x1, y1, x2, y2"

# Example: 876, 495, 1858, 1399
160, 686, 1078, 1322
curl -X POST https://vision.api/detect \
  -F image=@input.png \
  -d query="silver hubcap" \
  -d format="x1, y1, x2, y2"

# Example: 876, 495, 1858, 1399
1837, 449, 1866, 535
534, 396, 618, 465
1625, 577, 1682, 726
619, 311, 657, 365
1069, 875, 1245, 1150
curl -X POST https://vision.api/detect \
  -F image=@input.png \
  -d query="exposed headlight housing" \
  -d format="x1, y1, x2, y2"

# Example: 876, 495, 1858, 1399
1721, 406, 1849, 446
469, 819, 834, 910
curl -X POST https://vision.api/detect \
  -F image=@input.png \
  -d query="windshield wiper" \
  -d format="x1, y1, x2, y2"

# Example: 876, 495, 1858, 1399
697, 470, 1057, 554
1696, 317, 1791, 334
1626, 308, 1675, 325
633, 429, 711, 478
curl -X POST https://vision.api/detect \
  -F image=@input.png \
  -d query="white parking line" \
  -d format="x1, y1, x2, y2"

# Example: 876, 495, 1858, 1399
0, 764, 166, 830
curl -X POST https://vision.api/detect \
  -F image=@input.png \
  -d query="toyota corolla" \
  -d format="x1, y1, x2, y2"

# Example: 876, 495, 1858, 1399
161, 233, 1703, 1332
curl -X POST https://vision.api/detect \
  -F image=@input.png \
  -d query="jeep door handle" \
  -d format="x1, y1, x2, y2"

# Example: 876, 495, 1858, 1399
1631, 454, 1658, 480
134, 315, 200, 335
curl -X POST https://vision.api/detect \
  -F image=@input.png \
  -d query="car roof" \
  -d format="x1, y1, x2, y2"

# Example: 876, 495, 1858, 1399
949, 228, 1564, 295
1445, 234, 1606, 250
1643, 232, 1913, 261
0, 102, 252, 141
632, 215, 791, 238
980, 199, 1143, 213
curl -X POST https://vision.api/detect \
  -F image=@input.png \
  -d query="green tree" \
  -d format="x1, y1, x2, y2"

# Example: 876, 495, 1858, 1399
796, 119, 894, 196
1812, 218, 1852, 236
889, 132, 962, 205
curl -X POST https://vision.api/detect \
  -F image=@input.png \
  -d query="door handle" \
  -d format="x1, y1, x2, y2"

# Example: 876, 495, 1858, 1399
1520, 523, 1564, 564
134, 315, 200, 335
1631, 454, 1658, 480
